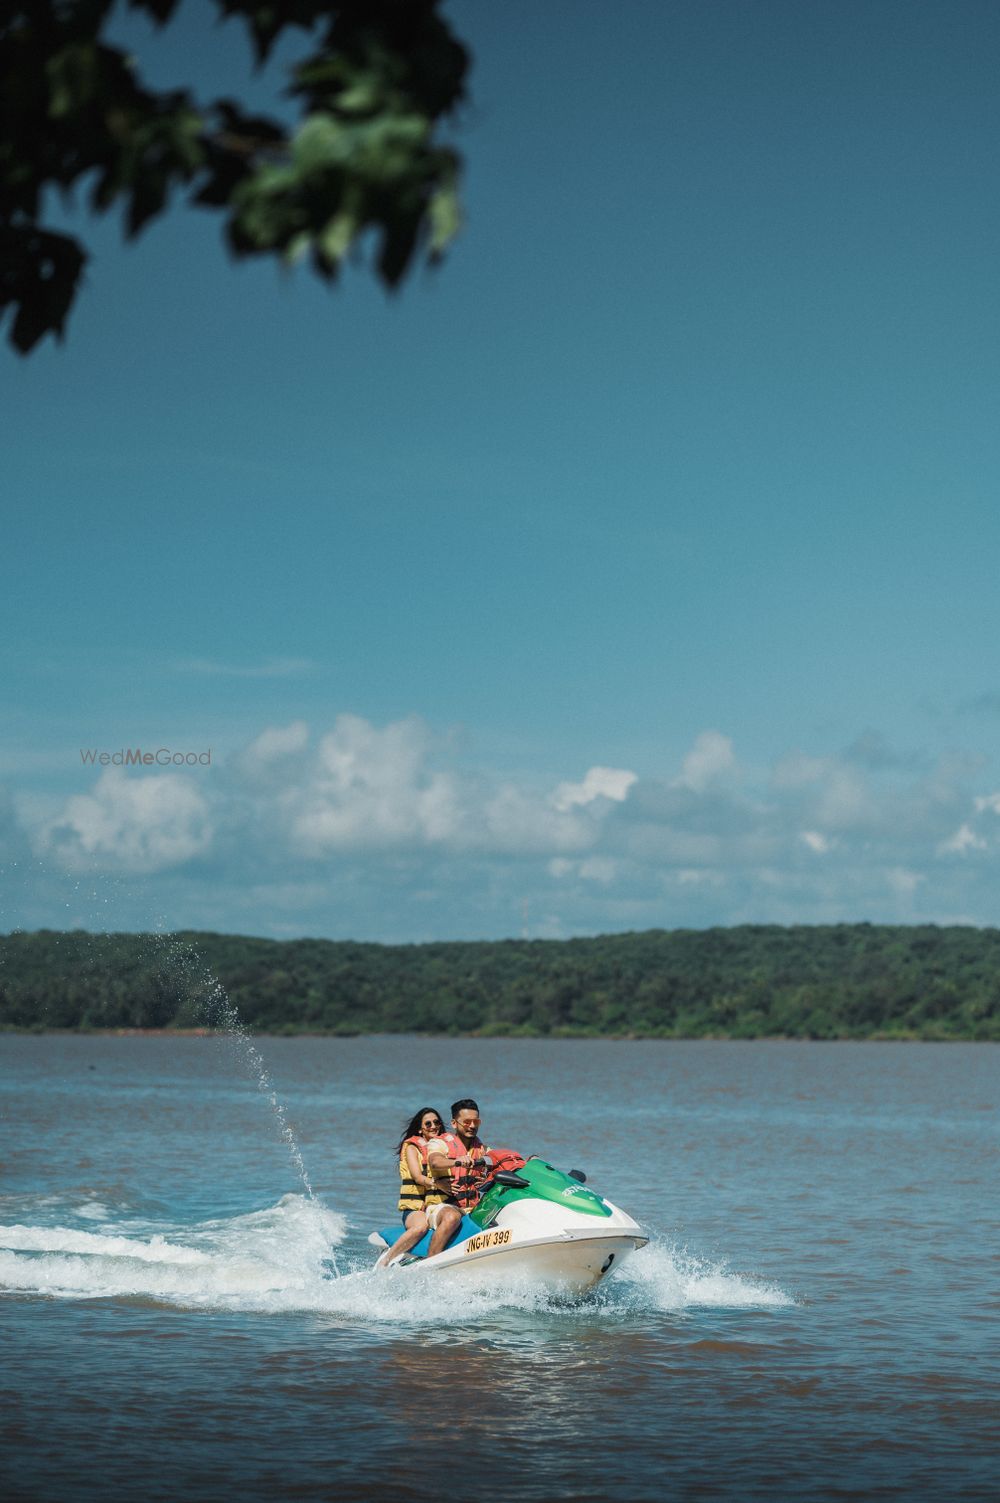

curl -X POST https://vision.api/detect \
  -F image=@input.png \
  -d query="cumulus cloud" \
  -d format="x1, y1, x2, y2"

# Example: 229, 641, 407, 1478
552, 766, 637, 811
887, 867, 923, 899
676, 868, 726, 887
14, 712, 1000, 937
939, 823, 987, 855
223, 720, 1000, 911
773, 753, 877, 830
548, 856, 619, 884
238, 720, 310, 777
224, 716, 588, 860
284, 715, 463, 854
674, 731, 736, 792
36, 769, 213, 874
483, 783, 592, 855
843, 730, 919, 770
771, 752, 827, 790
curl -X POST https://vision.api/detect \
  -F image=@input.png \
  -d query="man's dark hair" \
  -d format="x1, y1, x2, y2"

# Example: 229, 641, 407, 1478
451, 1098, 479, 1118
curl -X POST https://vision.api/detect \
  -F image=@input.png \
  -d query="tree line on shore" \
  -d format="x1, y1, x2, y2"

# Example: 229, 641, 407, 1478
2, 923, 999, 1039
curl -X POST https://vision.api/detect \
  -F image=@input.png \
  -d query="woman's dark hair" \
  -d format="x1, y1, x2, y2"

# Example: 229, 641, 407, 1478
396, 1106, 444, 1156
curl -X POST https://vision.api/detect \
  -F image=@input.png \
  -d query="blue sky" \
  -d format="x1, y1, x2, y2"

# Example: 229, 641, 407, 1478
4, 0, 1000, 941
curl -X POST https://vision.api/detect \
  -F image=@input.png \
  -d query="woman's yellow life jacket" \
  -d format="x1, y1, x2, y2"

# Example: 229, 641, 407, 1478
397, 1135, 448, 1215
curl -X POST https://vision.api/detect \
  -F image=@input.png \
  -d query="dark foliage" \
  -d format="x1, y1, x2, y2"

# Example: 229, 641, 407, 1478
0, 1, 468, 351
2, 924, 999, 1039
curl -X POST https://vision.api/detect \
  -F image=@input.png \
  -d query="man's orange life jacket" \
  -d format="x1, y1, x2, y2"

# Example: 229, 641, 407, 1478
434, 1131, 491, 1209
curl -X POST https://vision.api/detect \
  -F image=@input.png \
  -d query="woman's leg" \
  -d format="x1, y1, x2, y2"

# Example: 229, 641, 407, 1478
378, 1210, 429, 1267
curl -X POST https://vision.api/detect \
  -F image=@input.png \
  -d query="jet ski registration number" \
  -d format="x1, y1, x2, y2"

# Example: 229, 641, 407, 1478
465, 1228, 512, 1253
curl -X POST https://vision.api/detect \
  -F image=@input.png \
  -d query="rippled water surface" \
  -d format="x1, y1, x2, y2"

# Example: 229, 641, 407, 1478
2, 1035, 997, 1500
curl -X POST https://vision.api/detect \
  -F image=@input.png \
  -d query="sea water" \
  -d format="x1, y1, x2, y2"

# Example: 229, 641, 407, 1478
1, 1035, 996, 1500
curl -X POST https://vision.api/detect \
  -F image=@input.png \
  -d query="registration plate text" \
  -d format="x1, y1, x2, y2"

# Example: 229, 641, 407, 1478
464, 1228, 512, 1254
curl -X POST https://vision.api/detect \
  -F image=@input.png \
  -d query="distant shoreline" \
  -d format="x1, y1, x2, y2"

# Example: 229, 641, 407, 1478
3, 1027, 992, 1043
3, 924, 998, 1041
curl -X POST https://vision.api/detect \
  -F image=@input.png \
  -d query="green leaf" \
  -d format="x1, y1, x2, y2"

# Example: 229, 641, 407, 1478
428, 180, 460, 256
292, 115, 349, 172
283, 231, 311, 265
318, 209, 357, 267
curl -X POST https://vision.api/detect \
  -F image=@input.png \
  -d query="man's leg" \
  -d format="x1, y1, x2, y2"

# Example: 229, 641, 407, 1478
426, 1204, 462, 1257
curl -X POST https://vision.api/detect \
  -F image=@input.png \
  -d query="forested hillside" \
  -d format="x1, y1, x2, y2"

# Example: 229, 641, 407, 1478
2, 925, 998, 1038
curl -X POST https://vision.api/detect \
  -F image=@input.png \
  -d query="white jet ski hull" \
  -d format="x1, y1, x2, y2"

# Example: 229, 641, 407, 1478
379, 1194, 648, 1298
401, 1227, 646, 1297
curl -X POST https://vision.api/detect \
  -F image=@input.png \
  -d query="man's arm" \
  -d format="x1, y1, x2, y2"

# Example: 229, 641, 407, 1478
426, 1136, 469, 1180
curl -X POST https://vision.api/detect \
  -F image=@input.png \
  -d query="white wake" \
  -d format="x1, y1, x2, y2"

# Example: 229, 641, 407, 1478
0, 1194, 792, 1318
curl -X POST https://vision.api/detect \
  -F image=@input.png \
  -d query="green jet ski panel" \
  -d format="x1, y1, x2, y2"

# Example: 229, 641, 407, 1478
471, 1159, 613, 1227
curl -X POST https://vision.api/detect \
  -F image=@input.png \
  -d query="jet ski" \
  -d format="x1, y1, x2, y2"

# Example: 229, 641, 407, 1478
369, 1157, 647, 1298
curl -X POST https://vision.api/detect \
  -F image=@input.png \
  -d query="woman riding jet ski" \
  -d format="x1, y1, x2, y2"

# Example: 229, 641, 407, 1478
370, 1151, 648, 1298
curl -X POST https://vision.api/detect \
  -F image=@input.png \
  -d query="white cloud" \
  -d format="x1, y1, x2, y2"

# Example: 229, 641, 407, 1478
887, 867, 924, 899
938, 823, 987, 855
675, 868, 726, 887
240, 720, 310, 773
254, 715, 591, 858
674, 731, 736, 792
15, 712, 1000, 937
823, 770, 876, 830
484, 783, 591, 854
174, 656, 314, 678
773, 750, 936, 838
37, 769, 213, 873
546, 856, 619, 884
552, 766, 637, 811
288, 715, 464, 853
771, 752, 828, 790
624, 825, 730, 866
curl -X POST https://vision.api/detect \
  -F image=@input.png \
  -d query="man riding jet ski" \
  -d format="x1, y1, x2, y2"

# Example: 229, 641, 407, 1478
370, 1149, 648, 1298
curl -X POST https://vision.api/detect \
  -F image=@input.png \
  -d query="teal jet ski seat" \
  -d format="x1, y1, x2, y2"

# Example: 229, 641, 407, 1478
378, 1213, 481, 1260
